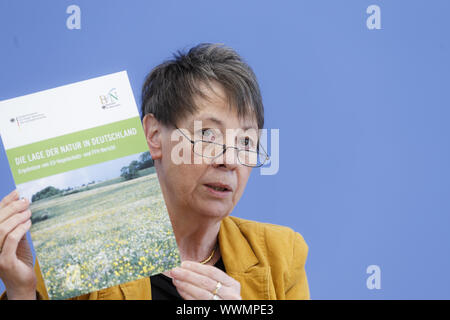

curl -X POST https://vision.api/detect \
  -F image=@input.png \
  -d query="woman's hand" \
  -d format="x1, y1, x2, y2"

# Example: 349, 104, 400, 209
0, 190, 36, 300
170, 261, 241, 300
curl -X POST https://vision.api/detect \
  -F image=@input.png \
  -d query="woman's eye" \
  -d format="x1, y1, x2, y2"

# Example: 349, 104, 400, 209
201, 128, 216, 141
239, 136, 255, 149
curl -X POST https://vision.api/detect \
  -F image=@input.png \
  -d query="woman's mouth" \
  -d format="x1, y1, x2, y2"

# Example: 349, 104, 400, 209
204, 183, 232, 197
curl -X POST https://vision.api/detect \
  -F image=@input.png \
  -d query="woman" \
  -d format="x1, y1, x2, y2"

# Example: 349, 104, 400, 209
0, 43, 310, 300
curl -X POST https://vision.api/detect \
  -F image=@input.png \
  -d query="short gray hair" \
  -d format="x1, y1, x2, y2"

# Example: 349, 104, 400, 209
141, 43, 264, 130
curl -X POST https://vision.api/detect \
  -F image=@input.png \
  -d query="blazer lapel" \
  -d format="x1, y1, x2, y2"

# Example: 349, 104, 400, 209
219, 216, 272, 299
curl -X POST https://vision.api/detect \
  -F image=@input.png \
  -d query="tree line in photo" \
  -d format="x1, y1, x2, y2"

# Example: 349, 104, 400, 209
31, 152, 154, 202
120, 151, 153, 180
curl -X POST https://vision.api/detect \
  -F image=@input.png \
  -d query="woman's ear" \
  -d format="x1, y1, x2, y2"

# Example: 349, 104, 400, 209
142, 113, 162, 160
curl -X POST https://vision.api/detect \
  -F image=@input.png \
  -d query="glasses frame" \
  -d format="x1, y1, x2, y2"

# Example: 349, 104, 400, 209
174, 126, 270, 168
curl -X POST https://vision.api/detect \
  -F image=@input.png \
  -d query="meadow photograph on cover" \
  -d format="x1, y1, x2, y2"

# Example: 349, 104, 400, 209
18, 152, 180, 300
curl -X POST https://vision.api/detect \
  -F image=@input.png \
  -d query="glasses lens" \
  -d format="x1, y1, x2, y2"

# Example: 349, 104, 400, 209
238, 150, 268, 167
193, 141, 224, 158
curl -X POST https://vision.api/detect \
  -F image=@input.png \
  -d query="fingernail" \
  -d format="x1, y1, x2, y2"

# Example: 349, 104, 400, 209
181, 261, 190, 268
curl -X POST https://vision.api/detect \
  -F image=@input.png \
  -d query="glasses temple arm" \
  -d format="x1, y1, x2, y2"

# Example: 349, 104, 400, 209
258, 140, 269, 159
176, 126, 195, 144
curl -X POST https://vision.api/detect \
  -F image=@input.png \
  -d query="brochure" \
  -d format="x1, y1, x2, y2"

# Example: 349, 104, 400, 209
0, 71, 181, 299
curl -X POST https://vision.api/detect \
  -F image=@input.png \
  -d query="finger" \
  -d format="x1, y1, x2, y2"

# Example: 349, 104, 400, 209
0, 210, 32, 249
172, 278, 213, 300
170, 266, 218, 292
0, 190, 19, 209
1, 219, 32, 257
180, 261, 236, 287
171, 265, 240, 300
0, 198, 29, 225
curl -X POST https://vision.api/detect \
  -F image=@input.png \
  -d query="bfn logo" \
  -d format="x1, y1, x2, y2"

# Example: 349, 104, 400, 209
100, 88, 120, 109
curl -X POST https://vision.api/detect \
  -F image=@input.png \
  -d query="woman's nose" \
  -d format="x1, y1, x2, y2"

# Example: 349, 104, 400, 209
211, 147, 239, 169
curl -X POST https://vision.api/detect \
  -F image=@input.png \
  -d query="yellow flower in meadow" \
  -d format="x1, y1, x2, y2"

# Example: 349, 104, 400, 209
115, 271, 120, 276
94, 279, 99, 284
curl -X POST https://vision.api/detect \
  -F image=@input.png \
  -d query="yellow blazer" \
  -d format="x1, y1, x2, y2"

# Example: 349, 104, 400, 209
8, 216, 310, 300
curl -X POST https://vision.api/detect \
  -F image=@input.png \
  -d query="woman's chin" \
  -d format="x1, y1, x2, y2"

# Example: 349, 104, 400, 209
196, 200, 232, 219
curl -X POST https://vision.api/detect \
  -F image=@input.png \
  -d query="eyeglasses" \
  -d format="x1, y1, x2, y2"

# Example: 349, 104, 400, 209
175, 126, 270, 168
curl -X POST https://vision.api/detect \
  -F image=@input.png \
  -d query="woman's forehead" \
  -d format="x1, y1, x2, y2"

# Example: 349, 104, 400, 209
188, 113, 258, 131
184, 81, 258, 129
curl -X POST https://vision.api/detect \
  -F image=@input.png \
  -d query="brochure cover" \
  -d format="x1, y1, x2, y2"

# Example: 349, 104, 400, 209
0, 71, 181, 299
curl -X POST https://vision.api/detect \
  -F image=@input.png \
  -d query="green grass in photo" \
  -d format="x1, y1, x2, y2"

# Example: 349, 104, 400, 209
29, 169, 180, 300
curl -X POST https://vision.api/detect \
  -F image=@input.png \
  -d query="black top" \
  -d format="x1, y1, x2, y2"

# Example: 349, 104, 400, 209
150, 257, 226, 300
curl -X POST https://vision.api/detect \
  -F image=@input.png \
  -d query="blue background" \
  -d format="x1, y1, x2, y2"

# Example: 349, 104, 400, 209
1, 0, 449, 299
